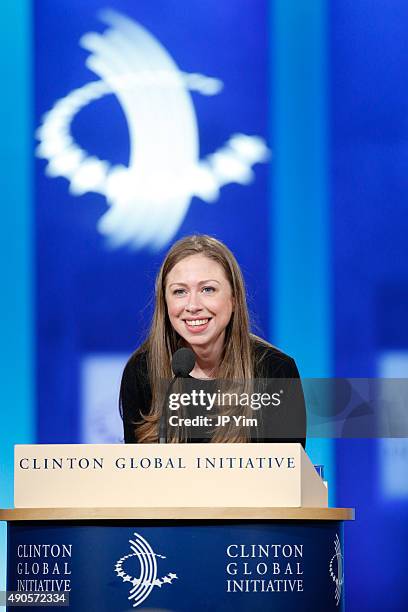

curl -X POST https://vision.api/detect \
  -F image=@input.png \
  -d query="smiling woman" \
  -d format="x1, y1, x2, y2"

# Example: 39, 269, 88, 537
120, 235, 306, 445
165, 254, 234, 378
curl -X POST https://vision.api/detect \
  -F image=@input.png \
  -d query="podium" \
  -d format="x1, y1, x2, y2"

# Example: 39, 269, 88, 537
0, 443, 354, 611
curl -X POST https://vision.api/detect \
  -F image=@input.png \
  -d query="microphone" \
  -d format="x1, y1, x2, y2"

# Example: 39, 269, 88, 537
172, 348, 196, 377
159, 348, 196, 443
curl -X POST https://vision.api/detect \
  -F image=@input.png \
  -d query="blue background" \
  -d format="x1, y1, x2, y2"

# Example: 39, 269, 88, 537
1, 1, 408, 610
34, 0, 269, 443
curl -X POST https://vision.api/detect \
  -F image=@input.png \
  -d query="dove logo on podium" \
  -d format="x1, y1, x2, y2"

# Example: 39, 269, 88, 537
115, 531, 178, 608
329, 534, 344, 607
36, 10, 269, 250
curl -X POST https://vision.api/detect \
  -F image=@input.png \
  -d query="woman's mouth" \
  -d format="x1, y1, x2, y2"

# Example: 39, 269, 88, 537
184, 318, 211, 333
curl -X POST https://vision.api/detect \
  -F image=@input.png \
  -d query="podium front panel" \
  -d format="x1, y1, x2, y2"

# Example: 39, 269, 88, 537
6, 518, 345, 611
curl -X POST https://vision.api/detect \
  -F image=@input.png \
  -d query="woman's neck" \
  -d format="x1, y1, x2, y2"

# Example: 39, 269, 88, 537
189, 337, 224, 379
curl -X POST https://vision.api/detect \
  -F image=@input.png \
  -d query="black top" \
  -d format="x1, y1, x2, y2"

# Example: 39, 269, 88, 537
120, 341, 306, 447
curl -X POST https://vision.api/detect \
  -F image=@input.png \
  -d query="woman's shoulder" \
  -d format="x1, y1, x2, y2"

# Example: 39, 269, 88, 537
124, 348, 148, 369
250, 335, 300, 378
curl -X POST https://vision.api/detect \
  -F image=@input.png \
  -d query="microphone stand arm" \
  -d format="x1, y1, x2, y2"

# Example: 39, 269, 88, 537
159, 376, 177, 444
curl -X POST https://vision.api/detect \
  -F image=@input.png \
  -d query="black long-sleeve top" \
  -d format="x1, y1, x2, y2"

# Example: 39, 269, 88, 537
120, 341, 306, 448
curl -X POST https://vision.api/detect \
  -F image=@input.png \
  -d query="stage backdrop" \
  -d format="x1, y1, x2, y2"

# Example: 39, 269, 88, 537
1, 1, 408, 611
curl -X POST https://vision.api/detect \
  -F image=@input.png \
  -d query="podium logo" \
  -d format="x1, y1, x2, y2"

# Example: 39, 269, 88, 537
329, 533, 344, 606
36, 10, 269, 250
115, 531, 178, 608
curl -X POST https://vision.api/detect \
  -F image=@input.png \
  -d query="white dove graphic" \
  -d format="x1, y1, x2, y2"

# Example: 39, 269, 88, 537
36, 10, 269, 250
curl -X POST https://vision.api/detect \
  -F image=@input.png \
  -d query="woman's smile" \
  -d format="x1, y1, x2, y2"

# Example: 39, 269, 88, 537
183, 317, 212, 333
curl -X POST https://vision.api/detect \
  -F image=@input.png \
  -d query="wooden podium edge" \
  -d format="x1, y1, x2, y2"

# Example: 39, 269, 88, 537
0, 507, 355, 521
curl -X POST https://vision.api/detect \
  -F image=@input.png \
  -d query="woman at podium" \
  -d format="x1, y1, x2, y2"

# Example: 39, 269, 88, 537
120, 234, 306, 446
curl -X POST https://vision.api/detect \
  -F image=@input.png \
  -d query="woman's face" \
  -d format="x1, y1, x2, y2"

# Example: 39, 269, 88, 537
165, 254, 234, 352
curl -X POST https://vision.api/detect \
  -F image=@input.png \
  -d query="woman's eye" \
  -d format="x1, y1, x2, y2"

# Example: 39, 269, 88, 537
173, 288, 186, 296
202, 286, 215, 293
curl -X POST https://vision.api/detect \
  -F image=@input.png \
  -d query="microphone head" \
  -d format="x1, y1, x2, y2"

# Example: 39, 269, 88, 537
172, 348, 196, 377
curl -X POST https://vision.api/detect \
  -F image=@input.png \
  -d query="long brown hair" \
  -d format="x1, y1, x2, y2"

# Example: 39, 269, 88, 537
134, 235, 260, 442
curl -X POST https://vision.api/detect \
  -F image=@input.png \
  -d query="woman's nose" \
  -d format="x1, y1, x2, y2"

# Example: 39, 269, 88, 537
185, 293, 202, 313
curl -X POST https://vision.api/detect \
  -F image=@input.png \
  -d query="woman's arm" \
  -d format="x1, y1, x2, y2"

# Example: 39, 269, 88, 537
254, 346, 307, 448
119, 352, 151, 443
